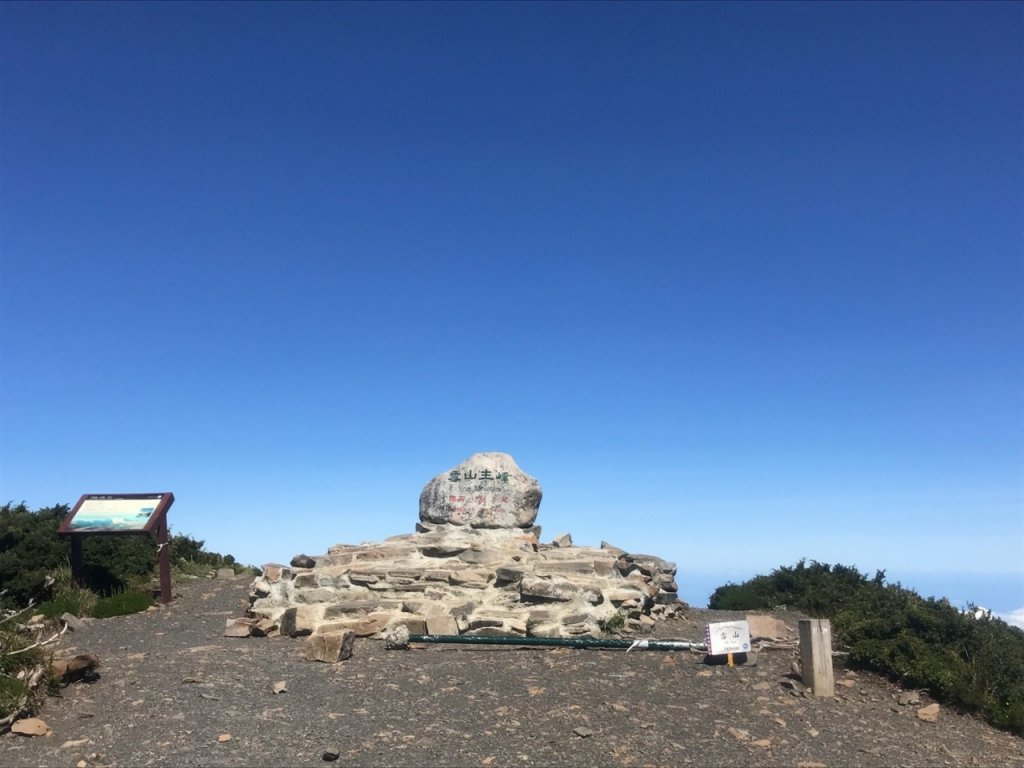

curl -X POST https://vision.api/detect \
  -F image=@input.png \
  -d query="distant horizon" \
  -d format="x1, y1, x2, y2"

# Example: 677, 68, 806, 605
4, 491, 1022, 628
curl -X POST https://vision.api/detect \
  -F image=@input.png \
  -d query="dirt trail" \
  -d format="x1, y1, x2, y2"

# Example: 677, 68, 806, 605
3, 576, 1022, 767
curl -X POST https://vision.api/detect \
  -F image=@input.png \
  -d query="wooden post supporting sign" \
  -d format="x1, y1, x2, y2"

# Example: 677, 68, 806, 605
799, 618, 835, 697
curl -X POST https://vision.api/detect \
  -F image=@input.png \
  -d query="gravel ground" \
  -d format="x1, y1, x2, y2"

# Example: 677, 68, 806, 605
3, 575, 1023, 768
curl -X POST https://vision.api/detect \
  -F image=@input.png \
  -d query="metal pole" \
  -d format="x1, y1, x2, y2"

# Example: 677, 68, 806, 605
406, 634, 706, 652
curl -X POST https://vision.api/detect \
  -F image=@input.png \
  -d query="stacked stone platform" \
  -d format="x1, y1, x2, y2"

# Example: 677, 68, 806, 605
243, 452, 683, 641
248, 524, 681, 640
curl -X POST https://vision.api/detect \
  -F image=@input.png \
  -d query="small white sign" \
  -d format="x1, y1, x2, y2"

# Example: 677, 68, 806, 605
705, 620, 751, 655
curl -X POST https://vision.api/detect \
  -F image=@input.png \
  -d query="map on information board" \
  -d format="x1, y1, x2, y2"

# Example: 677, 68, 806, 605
62, 495, 166, 533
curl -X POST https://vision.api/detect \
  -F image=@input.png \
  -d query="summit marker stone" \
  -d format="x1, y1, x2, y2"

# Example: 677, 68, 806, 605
419, 452, 542, 528
248, 451, 684, 640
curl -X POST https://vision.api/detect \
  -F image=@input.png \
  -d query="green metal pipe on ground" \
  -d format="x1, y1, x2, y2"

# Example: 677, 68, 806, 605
406, 634, 707, 652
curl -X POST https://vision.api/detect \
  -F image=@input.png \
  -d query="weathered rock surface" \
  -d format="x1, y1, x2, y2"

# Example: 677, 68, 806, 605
419, 452, 542, 528
246, 453, 684, 640
11, 717, 49, 736
249, 524, 682, 639
50, 653, 100, 682
304, 630, 355, 662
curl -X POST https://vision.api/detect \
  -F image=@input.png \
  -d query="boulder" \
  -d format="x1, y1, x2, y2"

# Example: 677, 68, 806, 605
419, 452, 542, 528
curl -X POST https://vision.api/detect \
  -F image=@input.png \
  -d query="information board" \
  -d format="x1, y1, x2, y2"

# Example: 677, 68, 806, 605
58, 493, 175, 603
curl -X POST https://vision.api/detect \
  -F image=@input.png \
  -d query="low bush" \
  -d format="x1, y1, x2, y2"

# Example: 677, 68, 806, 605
0, 501, 255, 610
38, 585, 97, 621
0, 676, 28, 717
92, 590, 153, 618
710, 560, 1024, 736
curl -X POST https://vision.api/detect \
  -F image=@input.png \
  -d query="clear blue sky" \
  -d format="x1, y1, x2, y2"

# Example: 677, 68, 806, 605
2, 2, 1021, 617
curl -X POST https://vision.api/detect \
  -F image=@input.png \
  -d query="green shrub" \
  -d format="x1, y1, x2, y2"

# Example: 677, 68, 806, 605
0, 625, 44, 678
92, 590, 153, 618
0, 503, 255, 609
0, 676, 28, 716
600, 612, 626, 634
0, 608, 46, 720
710, 560, 1024, 736
38, 585, 97, 621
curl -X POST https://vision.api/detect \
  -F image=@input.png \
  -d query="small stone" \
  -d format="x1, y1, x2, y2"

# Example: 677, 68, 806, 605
898, 691, 921, 706
290, 554, 316, 569
252, 617, 278, 637
727, 727, 750, 741
52, 653, 100, 681
425, 615, 459, 635
304, 631, 355, 662
12, 717, 49, 736
572, 727, 594, 738
917, 703, 940, 722
216, 567, 236, 579
224, 617, 256, 637
751, 738, 772, 748
272, 680, 287, 694
218, 733, 232, 743
837, 679, 856, 688
322, 750, 340, 761
552, 532, 573, 548
61, 739, 91, 748
383, 624, 410, 649
77, 761, 88, 768
751, 681, 772, 691
61, 612, 87, 632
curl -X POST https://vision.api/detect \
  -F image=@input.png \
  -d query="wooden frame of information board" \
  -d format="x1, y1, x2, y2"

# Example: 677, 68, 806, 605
58, 493, 175, 604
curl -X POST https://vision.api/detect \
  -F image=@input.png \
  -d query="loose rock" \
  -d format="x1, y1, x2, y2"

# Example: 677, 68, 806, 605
304, 631, 355, 663
11, 717, 49, 736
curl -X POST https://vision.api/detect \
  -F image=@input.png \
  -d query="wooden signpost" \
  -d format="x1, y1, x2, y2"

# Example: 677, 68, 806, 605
799, 618, 835, 697
57, 493, 175, 604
